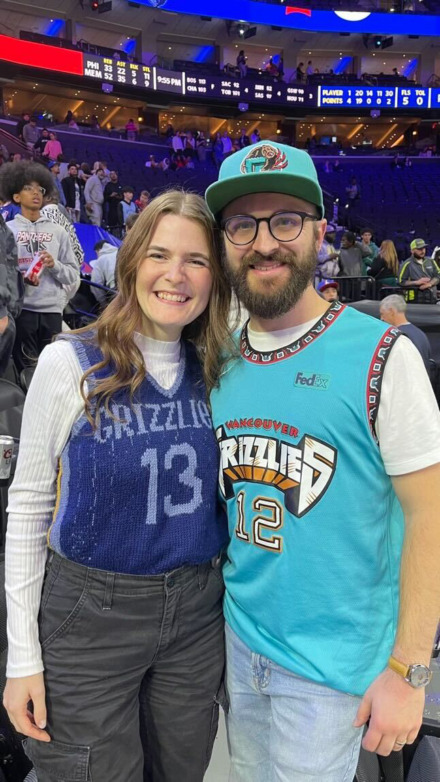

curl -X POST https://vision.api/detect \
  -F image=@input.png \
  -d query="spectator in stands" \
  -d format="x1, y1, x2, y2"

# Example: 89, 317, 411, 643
296, 62, 305, 81
165, 123, 174, 139
62, 163, 85, 223
0, 196, 21, 222
33, 128, 49, 156
47, 161, 66, 207
89, 239, 118, 305
11, 153, 22, 163
104, 170, 122, 231
238, 129, 250, 149
392, 67, 399, 77
196, 133, 207, 164
339, 231, 368, 277
23, 118, 40, 151
0, 161, 78, 370
317, 279, 339, 303
277, 56, 284, 81
125, 118, 137, 142
0, 143, 8, 163
185, 132, 196, 153
265, 57, 279, 78
56, 155, 69, 180
0, 213, 24, 376
145, 155, 159, 169
369, 239, 399, 286
380, 294, 431, 371
160, 157, 170, 172
346, 177, 360, 201
64, 110, 74, 125
90, 115, 100, 130
222, 131, 233, 156
84, 168, 105, 227
250, 128, 261, 144
42, 132, 63, 162
317, 223, 340, 278
399, 238, 440, 303
78, 162, 92, 183
125, 212, 139, 232
306, 60, 314, 77
172, 132, 184, 153
135, 190, 150, 212
213, 132, 224, 170
16, 112, 30, 141
237, 49, 247, 78
3, 191, 231, 782
360, 228, 379, 273
68, 118, 80, 132
41, 191, 82, 310
118, 186, 137, 233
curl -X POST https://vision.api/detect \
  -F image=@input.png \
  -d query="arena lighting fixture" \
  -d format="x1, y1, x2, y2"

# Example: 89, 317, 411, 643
334, 11, 371, 21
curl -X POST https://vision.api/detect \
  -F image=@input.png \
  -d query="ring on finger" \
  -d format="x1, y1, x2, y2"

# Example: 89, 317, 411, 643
394, 741, 406, 746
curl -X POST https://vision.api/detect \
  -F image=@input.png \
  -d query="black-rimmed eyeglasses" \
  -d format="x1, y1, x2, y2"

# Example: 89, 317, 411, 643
221, 211, 320, 246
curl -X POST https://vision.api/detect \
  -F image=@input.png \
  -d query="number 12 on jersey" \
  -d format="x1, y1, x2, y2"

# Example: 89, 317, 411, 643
235, 491, 284, 553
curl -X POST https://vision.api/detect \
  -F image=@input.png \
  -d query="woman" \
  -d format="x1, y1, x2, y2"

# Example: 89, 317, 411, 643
4, 191, 232, 782
42, 132, 63, 162
369, 239, 399, 287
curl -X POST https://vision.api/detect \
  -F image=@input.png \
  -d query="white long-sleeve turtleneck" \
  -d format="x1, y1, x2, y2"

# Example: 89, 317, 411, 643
6, 333, 182, 677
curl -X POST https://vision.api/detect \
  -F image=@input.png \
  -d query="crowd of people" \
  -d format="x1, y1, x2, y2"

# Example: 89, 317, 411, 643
0, 139, 439, 782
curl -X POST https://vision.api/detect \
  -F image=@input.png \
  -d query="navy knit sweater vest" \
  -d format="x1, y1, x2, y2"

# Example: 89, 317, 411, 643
48, 337, 228, 574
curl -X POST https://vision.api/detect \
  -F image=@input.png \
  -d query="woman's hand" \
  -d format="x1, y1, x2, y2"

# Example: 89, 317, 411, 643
3, 673, 51, 742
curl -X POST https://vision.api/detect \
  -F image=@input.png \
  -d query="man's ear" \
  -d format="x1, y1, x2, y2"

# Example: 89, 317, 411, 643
12, 193, 21, 205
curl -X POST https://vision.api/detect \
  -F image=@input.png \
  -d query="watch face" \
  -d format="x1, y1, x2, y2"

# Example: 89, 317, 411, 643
409, 664, 432, 688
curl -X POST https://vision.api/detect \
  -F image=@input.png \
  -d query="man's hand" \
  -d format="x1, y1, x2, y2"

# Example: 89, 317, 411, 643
0, 315, 9, 335
39, 252, 55, 269
3, 673, 51, 742
414, 277, 431, 287
353, 668, 424, 756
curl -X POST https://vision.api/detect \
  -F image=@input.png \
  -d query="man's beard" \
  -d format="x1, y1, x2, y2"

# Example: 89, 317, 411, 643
222, 244, 318, 320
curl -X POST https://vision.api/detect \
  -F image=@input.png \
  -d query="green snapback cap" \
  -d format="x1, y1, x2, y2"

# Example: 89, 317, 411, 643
205, 140, 324, 219
410, 238, 428, 251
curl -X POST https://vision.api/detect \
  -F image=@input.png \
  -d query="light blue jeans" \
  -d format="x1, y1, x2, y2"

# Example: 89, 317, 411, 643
225, 623, 363, 782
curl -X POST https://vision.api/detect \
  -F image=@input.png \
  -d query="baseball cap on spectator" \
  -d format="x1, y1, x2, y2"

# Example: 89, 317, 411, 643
318, 279, 339, 293
410, 238, 428, 251
47, 161, 58, 170
205, 140, 324, 219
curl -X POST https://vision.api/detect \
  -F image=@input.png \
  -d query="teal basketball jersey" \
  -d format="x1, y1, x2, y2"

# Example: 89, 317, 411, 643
211, 302, 403, 696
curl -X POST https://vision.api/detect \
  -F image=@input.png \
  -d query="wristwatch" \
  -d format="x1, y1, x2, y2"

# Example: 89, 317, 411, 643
388, 656, 432, 688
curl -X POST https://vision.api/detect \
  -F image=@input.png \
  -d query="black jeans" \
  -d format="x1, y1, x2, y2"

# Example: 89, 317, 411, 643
12, 310, 62, 373
0, 317, 15, 377
25, 553, 226, 782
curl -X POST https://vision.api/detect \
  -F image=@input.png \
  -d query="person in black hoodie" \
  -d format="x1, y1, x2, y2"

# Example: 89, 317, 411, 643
61, 163, 85, 222
0, 214, 24, 375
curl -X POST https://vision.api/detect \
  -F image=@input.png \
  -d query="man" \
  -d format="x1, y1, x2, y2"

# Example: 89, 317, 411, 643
16, 112, 30, 141
22, 118, 40, 151
318, 278, 339, 302
317, 222, 340, 278
135, 190, 150, 213
222, 131, 233, 156
399, 239, 439, 304
205, 140, 440, 781
62, 163, 85, 223
238, 130, 250, 149
47, 161, 66, 207
33, 128, 50, 156
89, 239, 118, 305
339, 230, 368, 276
84, 167, 105, 227
360, 228, 379, 273
0, 214, 23, 376
0, 161, 78, 371
103, 171, 123, 233
117, 186, 137, 234
380, 294, 431, 372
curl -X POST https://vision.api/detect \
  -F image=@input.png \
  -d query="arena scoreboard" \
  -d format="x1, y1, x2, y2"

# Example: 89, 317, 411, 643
1, 35, 440, 113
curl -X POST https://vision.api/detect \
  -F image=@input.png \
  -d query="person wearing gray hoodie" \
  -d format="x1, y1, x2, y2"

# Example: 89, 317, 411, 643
0, 214, 24, 375
90, 239, 118, 305
0, 162, 79, 371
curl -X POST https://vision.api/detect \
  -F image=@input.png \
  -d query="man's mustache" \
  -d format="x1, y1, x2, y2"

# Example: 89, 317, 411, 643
241, 251, 298, 269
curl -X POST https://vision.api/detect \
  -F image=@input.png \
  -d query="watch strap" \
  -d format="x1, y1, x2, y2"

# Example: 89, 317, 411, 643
388, 655, 410, 679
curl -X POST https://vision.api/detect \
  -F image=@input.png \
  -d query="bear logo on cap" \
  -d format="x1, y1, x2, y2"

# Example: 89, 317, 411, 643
240, 143, 288, 175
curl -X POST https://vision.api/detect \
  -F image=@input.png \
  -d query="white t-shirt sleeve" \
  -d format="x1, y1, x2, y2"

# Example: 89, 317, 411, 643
376, 335, 440, 475
5, 340, 84, 677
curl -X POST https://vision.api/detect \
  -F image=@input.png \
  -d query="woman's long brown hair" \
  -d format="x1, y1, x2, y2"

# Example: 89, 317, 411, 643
72, 190, 232, 426
379, 240, 399, 277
